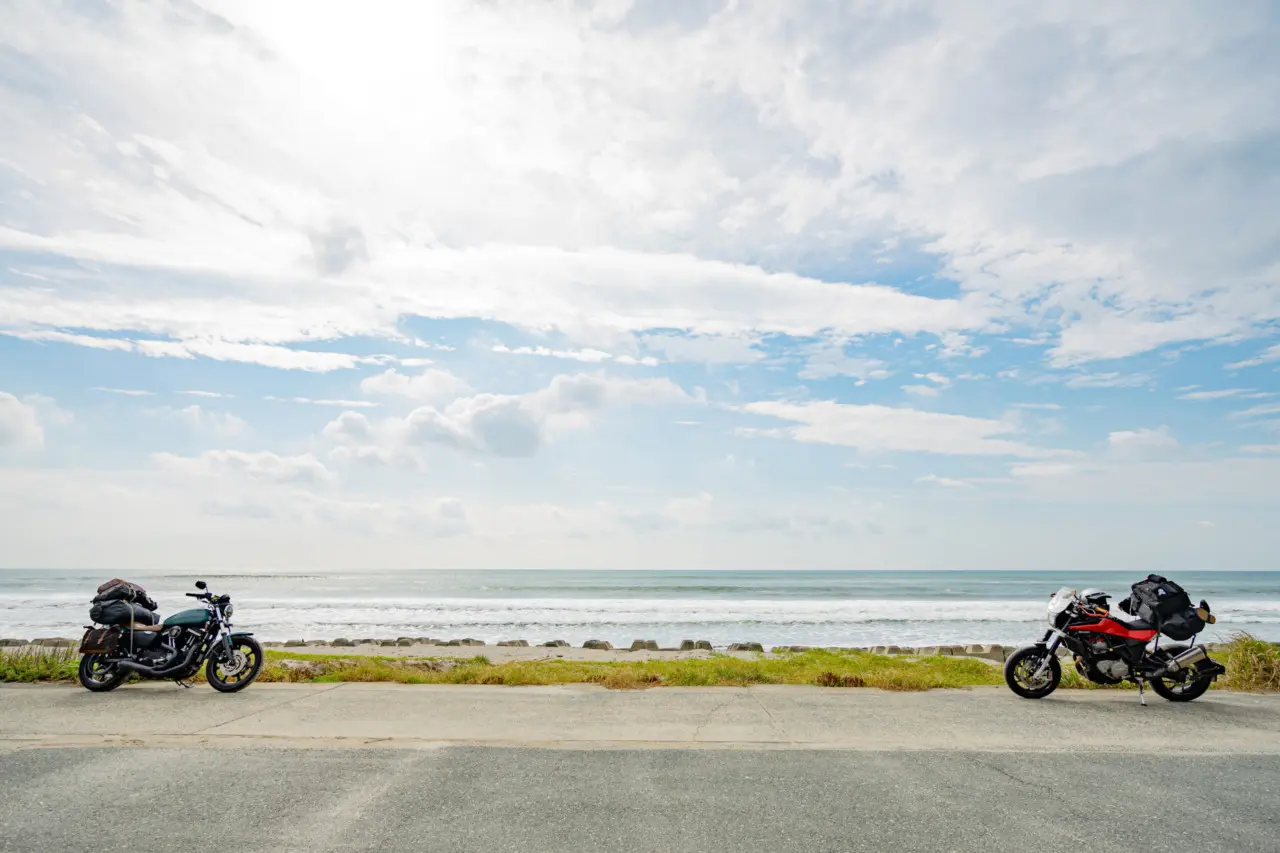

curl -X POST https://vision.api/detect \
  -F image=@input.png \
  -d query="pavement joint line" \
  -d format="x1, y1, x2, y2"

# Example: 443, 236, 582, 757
4, 734, 1280, 754
191, 682, 347, 735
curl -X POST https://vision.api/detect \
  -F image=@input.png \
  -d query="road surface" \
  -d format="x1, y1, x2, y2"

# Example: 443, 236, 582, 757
2, 684, 1278, 852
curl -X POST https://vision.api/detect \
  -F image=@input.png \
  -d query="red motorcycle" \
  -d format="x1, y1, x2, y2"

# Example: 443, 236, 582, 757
1004, 576, 1225, 705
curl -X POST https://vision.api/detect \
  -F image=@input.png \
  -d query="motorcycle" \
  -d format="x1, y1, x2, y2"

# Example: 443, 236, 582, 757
1004, 581, 1226, 705
77, 580, 263, 693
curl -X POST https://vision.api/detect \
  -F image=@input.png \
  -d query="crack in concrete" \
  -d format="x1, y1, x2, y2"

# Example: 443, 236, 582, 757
692, 697, 735, 742
751, 691, 792, 744
193, 683, 346, 735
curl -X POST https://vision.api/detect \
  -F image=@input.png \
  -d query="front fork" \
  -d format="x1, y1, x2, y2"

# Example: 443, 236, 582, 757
1031, 630, 1062, 680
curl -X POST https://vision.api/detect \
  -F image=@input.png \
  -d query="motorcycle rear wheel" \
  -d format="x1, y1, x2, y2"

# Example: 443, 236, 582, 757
1004, 645, 1062, 699
78, 654, 127, 692
1150, 645, 1213, 702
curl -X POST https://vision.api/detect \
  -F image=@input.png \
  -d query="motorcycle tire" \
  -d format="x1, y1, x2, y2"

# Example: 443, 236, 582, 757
78, 654, 128, 692
1004, 645, 1062, 699
206, 636, 264, 693
1150, 645, 1214, 703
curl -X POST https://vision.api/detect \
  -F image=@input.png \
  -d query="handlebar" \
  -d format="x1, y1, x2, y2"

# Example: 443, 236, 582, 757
185, 592, 211, 599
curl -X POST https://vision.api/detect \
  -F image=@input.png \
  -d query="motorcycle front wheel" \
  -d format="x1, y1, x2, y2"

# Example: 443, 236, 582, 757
78, 654, 127, 692
1004, 645, 1062, 699
205, 636, 264, 693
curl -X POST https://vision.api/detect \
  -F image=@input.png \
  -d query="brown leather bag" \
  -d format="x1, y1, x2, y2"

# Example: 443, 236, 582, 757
79, 627, 120, 654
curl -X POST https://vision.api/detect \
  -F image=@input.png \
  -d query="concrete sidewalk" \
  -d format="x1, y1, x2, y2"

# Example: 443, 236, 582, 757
3, 683, 1279, 752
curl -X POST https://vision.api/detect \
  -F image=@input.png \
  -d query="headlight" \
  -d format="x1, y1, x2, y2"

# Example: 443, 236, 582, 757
224, 604, 235, 618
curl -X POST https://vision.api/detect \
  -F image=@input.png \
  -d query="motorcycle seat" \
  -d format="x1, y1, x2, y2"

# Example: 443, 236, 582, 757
1107, 609, 1155, 631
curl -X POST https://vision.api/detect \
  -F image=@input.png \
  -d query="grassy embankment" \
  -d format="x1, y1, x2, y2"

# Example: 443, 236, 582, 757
4, 634, 1278, 693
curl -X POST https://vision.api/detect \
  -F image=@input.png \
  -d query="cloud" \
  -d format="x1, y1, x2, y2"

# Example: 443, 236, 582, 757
1230, 403, 1280, 421
1012, 403, 1062, 410
1178, 388, 1252, 401
642, 334, 764, 365
182, 390, 234, 399
1107, 426, 1179, 457
93, 387, 154, 397
740, 400, 1054, 457
492, 343, 616, 363
148, 404, 246, 437
1226, 345, 1280, 370
916, 474, 975, 489
902, 384, 941, 398
1011, 462, 1076, 478
1242, 444, 1280, 454
153, 450, 334, 485
327, 373, 696, 461
0, 393, 44, 449
798, 342, 890, 382
1062, 373, 1151, 389
360, 368, 471, 402
265, 396, 379, 408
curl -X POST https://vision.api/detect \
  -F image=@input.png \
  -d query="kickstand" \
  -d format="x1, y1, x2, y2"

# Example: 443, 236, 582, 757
1137, 678, 1146, 707
174, 678, 192, 689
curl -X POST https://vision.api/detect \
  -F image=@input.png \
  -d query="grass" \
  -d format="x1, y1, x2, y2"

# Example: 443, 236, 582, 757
4, 635, 1278, 693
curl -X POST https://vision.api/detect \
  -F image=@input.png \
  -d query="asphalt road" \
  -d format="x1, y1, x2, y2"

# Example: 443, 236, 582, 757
2, 746, 1278, 853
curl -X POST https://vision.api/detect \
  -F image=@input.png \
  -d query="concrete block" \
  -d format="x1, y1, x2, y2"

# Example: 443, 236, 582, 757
284, 639, 307, 647
695, 640, 713, 651
497, 640, 530, 647
583, 640, 613, 650
542, 640, 570, 648
629, 639, 659, 651
728, 642, 765, 653
0, 639, 31, 647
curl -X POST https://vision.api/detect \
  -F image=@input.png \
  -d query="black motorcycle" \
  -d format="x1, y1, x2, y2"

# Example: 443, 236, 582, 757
77, 580, 263, 693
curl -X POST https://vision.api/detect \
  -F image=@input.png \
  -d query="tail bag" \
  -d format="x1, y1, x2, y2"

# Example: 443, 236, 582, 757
1121, 574, 1205, 641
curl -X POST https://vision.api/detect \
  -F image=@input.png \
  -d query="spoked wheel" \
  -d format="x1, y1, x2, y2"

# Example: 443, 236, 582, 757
1149, 645, 1213, 703
206, 637, 264, 693
1004, 645, 1062, 699
78, 654, 128, 692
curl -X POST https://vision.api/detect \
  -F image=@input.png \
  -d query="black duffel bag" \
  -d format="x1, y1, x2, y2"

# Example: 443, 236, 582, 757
93, 578, 159, 612
1121, 574, 1205, 641
89, 599, 159, 627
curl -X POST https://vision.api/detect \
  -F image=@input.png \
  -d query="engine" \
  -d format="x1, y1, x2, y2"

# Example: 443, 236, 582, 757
1095, 658, 1130, 681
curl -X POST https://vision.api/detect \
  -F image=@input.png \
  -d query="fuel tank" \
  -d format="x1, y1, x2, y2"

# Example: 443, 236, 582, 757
163, 608, 211, 628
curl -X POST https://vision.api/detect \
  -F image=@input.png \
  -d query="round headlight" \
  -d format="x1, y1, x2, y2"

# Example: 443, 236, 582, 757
224, 604, 235, 618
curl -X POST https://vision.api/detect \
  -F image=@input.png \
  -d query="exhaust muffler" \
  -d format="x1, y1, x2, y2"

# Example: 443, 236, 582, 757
1155, 645, 1208, 677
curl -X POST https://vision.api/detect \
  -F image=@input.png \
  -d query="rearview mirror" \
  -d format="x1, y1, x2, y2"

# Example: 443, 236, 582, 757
195, 581, 207, 590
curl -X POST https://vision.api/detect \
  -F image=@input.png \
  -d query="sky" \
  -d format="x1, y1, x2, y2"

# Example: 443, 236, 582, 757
1, 0, 1278, 571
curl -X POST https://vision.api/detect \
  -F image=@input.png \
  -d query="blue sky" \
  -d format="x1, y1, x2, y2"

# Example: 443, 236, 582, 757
1, 0, 1278, 570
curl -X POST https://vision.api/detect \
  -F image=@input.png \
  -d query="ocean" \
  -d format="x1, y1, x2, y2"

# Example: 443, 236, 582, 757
2, 569, 1277, 648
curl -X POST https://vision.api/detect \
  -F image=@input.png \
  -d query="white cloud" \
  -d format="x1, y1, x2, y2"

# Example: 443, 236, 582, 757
265, 396, 379, 408
902, 384, 940, 397
740, 400, 1054, 457
1178, 388, 1252, 401
916, 474, 975, 489
1062, 373, 1151, 389
328, 373, 695, 461
153, 450, 335, 486
935, 333, 988, 360
492, 343, 614, 363
642, 334, 764, 365
93, 387, 154, 397
798, 342, 890, 382
148, 404, 246, 437
1242, 444, 1280, 454
182, 390, 234, 399
1107, 426, 1179, 457
359, 368, 471, 403
0, 392, 44, 449
1226, 345, 1280, 370
1230, 403, 1280, 420
1011, 462, 1076, 478
1012, 403, 1062, 411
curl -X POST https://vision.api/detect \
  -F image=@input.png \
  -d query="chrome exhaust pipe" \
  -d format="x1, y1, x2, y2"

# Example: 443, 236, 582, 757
1155, 645, 1208, 677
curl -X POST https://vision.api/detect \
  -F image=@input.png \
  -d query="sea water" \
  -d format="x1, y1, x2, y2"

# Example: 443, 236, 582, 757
2, 569, 1277, 647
